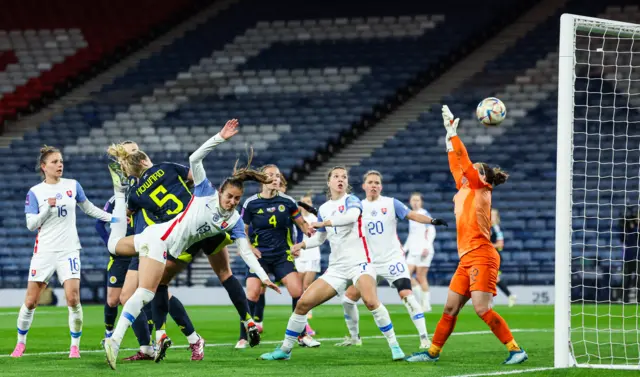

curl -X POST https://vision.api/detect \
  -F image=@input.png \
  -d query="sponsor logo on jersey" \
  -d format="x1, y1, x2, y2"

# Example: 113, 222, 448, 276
257, 208, 264, 214
66, 190, 73, 197
381, 208, 387, 215
31, 269, 36, 277
278, 205, 285, 212
109, 276, 117, 284
56, 193, 63, 200
267, 207, 276, 213
338, 205, 345, 213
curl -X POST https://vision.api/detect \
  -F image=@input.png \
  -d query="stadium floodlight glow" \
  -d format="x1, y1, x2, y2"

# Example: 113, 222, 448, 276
556, 13, 640, 370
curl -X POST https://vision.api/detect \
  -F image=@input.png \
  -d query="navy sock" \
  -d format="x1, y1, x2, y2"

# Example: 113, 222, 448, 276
131, 308, 151, 346
143, 303, 154, 334
104, 303, 118, 332
152, 284, 170, 333
169, 296, 195, 337
255, 293, 266, 322
222, 276, 251, 321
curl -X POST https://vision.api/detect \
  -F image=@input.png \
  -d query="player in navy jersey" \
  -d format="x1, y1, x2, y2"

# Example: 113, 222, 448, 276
236, 164, 320, 348
491, 209, 516, 307
108, 139, 261, 360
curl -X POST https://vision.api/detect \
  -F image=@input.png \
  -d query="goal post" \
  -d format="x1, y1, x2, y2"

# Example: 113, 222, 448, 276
556, 13, 640, 370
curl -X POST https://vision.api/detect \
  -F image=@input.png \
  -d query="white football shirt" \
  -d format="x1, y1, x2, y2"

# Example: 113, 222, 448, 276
362, 195, 410, 264
405, 208, 436, 251
299, 212, 320, 261
316, 194, 370, 268
24, 178, 86, 253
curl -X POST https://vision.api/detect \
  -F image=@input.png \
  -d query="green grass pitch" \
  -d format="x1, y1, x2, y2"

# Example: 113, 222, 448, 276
0, 304, 638, 376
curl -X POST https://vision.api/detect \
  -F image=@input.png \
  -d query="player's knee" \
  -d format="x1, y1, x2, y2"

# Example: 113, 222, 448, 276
66, 293, 80, 307
24, 297, 38, 310
361, 295, 381, 311
473, 303, 490, 317
392, 278, 412, 295
443, 303, 461, 316
214, 266, 232, 282
106, 296, 120, 307
119, 291, 131, 305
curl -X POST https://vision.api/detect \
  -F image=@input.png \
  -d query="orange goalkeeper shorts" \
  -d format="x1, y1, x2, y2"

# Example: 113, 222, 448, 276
449, 244, 500, 297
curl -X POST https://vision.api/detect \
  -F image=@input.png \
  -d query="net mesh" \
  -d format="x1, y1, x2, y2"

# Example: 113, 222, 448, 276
570, 14, 640, 367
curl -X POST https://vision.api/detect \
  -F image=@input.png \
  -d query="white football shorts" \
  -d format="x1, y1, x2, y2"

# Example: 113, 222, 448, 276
295, 258, 321, 273
406, 250, 434, 268
134, 224, 170, 264
374, 258, 411, 285
320, 262, 376, 295
28, 249, 81, 285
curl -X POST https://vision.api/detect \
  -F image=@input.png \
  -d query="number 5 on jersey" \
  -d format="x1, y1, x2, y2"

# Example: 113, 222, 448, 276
149, 185, 183, 215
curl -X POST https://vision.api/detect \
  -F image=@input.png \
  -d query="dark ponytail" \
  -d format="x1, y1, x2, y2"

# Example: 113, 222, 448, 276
220, 150, 272, 193
481, 163, 509, 187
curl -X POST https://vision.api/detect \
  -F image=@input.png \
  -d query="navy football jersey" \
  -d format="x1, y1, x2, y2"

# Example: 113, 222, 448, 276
242, 192, 301, 257
127, 162, 191, 225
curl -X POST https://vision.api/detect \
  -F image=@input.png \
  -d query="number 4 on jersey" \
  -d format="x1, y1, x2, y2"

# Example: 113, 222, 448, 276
269, 215, 277, 228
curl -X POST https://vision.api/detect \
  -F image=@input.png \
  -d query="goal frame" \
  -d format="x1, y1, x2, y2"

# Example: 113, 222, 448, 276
556, 13, 640, 370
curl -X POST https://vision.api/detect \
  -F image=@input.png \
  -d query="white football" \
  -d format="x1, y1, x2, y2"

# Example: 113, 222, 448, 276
476, 97, 506, 126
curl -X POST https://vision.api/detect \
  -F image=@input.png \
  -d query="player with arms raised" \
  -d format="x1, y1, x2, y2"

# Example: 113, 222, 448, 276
102, 120, 279, 370
406, 106, 527, 364
259, 166, 405, 361
336, 171, 447, 349
12, 146, 114, 358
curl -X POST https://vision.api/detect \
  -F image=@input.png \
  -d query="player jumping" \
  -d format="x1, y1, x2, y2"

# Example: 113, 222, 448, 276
102, 119, 279, 370
405, 106, 527, 364
335, 171, 447, 349
259, 166, 404, 361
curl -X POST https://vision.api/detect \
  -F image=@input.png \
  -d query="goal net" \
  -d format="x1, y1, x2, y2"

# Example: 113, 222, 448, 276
556, 13, 640, 369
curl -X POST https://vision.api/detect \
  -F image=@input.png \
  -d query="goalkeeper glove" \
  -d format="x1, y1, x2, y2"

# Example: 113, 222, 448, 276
431, 218, 448, 227
441, 105, 459, 151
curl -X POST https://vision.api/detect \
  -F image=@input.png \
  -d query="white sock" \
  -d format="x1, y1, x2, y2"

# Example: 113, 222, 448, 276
342, 296, 360, 340
17, 304, 35, 344
423, 290, 431, 307
156, 330, 167, 344
107, 192, 127, 255
187, 332, 200, 344
112, 288, 154, 346
370, 304, 398, 347
68, 304, 83, 347
140, 345, 154, 356
281, 313, 307, 353
402, 295, 428, 338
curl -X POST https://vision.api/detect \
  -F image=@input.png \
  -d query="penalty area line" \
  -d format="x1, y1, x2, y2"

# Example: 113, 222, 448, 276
0, 328, 550, 358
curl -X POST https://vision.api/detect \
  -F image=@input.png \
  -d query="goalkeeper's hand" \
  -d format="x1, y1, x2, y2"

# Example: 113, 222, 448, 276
431, 218, 448, 227
441, 105, 459, 143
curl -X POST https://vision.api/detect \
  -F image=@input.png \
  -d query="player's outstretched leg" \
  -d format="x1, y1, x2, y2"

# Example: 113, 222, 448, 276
11, 300, 37, 357
335, 293, 362, 346
259, 279, 335, 361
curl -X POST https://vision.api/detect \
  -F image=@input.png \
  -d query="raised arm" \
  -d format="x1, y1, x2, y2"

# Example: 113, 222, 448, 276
75, 181, 113, 222
188, 119, 239, 188
448, 152, 464, 190
450, 136, 485, 189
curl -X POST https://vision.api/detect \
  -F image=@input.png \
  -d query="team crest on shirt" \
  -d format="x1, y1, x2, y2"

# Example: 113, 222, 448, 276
66, 190, 73, 198
212, 213, 220, 222
267, 207, 276, 213
381, 208, 387, 215
31, 269, 36, 277
371, 210, 378, 217
278, 205, 285, 212
56, 193, 63, 200
338, 205, 345, 213
110, 276, 117, 284
221, 221, 228, 229
163, 251, 167, 260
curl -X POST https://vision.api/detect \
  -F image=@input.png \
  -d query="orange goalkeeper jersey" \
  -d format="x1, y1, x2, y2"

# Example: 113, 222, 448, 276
448, 136, 494, 258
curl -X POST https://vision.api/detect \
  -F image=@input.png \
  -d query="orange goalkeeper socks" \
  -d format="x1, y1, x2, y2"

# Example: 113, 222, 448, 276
480, 309, 520, 351
429, 313, 458, 356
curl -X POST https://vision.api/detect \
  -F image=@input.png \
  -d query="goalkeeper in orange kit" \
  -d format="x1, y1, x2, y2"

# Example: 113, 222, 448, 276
406, 105, 528, 365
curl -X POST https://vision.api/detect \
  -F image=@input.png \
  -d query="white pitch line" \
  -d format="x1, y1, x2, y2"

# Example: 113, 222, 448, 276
445, 367, 557, 377
0, 328, 550, 358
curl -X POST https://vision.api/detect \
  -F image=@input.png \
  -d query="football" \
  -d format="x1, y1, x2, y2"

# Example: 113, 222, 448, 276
476, 97, 507, 126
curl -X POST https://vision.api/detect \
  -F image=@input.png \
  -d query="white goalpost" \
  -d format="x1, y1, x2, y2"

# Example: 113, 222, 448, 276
556, 13, 640, 370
